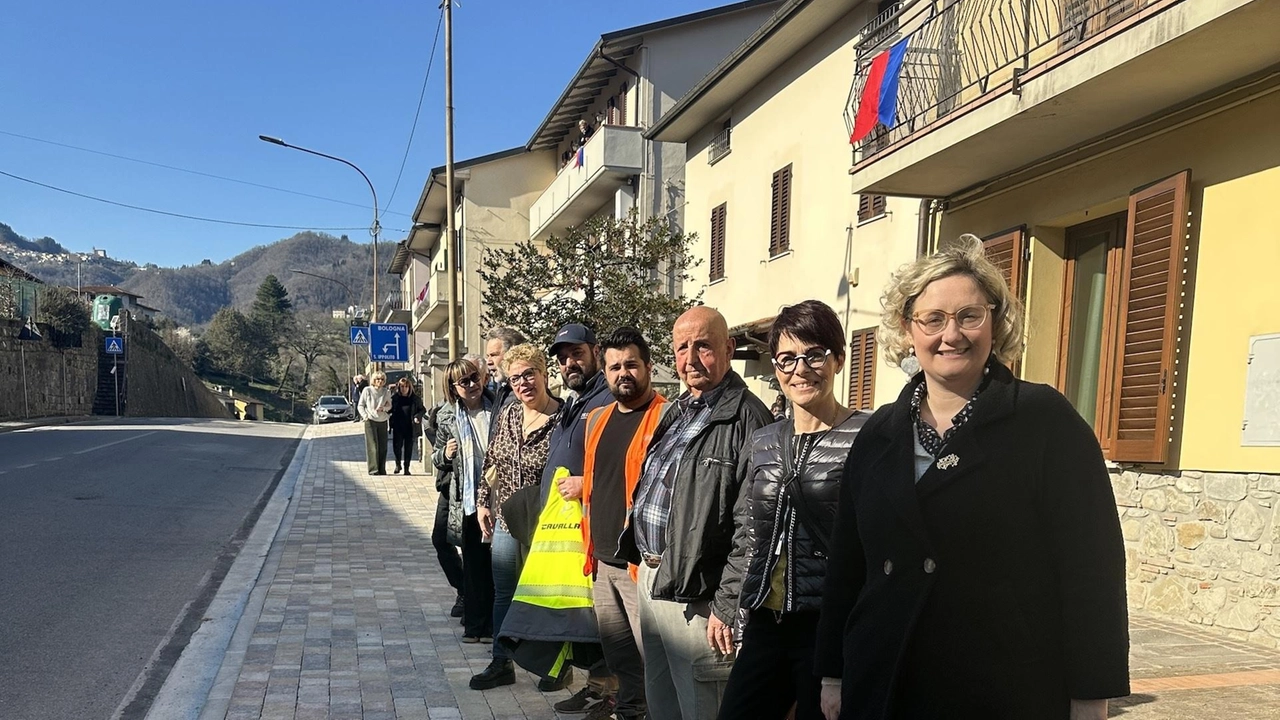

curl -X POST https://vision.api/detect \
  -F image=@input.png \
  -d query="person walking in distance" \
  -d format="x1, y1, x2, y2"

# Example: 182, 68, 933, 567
358, 371, 392, 475
434, 357, 497, 638
351, 374, 368, 422
390, 377, 425, 474
570, 327, 669, 720
470, 344, 562, 691
715, 301, 868, 720
619, 306, 774, 720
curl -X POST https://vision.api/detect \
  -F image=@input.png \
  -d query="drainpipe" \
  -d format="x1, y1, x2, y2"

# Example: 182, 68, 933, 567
597, 48, 640, 79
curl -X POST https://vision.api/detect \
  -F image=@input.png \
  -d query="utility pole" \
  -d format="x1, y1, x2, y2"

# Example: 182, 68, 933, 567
444, 0, 459, 362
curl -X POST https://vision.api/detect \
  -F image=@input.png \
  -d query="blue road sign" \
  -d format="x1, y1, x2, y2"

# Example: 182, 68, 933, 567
350, 326, 370, 345
105, 336, 125, 355
369, 322, 408, 363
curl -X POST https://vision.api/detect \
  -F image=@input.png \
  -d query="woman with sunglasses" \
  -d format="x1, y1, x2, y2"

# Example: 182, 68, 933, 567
716, 300, 867, 720
814, 236, 1128, 720
390, 377, 426, 474
470, 343, 562, 690
434, 357, 498, 643
358, 371, 392, 475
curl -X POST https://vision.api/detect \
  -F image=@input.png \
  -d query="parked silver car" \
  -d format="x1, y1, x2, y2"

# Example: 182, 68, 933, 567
312, 395, 355, 424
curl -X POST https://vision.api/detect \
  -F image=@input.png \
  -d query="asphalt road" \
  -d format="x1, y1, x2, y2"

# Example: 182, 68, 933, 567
0, 418, 304, 720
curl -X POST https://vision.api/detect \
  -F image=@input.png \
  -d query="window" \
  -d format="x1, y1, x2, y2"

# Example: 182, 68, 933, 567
769, 164, 793, 256
858, 193, 887, 222
848, 327, 877, 410
1056, 171, 1190, 463
709, 203, 727, 282
709, 119, 732, 165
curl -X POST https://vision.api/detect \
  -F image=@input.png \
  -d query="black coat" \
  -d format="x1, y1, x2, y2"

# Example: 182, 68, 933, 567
389, 392, 425, 434
814, 365, 1129, 719
618, 370, 774, 622
719, 412, 867, 617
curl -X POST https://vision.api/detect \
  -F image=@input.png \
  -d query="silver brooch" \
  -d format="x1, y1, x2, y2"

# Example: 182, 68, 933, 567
937, 454, 960, 470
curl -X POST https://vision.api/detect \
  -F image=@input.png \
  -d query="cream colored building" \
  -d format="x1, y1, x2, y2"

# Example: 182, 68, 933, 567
843, 0, 1280, 644
649, 0, 923, 409
387, 148, 555, 407
524, 0, 782, 266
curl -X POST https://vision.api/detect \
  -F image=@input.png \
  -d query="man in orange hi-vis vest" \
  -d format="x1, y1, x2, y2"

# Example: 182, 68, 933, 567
578, 327, 669, 720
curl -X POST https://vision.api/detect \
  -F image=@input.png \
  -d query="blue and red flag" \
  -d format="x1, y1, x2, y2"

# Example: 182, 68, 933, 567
851, 35, 910, 144
574, 147, 585, 168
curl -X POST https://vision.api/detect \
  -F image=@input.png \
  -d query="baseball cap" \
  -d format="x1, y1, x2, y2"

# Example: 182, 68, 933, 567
549, 323, 597, 356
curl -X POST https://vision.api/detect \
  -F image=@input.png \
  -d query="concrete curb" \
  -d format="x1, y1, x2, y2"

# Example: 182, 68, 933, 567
140, 427, 314, 720
0, 415, 97, 433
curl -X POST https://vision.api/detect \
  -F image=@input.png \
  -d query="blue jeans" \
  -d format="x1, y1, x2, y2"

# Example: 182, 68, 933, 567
490, 525, 526, 661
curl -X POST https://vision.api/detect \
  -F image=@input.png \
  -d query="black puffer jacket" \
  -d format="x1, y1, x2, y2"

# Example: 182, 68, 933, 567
718, 412, 867, 617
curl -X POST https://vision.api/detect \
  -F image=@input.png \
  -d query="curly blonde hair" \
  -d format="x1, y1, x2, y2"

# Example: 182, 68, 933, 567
502, 343, 548, 376
878, 234, 1025, 368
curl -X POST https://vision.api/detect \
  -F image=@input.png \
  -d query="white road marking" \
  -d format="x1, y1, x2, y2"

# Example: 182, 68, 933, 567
71, 431, 159, 455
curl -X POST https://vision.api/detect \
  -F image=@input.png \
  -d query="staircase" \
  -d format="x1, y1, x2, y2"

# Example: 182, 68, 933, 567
93, 345, 127, 416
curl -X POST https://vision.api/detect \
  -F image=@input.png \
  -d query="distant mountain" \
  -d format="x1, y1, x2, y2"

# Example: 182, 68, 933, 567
0, 222, 376, 326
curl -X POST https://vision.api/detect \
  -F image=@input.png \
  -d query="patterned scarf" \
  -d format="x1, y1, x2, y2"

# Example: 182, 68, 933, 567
909, 359, 994, 458
453, 397, 492, 515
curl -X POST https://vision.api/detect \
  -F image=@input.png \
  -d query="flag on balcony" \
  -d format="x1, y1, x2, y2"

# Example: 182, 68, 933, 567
416, 283, 429, 303
574, 146, 584, 168
851, 34, 910, 144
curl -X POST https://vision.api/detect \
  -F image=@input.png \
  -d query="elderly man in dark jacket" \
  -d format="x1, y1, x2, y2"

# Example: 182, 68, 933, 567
620, 306, 773, 720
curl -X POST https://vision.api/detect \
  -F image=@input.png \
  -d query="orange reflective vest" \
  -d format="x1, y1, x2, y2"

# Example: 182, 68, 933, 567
580, 395, 667, 579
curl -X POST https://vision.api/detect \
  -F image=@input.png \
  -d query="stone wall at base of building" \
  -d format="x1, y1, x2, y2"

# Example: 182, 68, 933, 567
1116, 469, 1280, 649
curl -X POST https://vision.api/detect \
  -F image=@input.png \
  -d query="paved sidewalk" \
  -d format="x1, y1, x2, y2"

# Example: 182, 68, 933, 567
205, 423, 1280, 719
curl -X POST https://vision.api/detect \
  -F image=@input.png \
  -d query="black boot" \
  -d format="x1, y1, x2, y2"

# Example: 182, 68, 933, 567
537, 665, 572, 692
450, 593, 464, 618
393, 463, 402, 473
469, 659, 515, 690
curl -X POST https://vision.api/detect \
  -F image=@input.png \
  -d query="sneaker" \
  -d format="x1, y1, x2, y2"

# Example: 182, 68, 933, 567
554, 684, 610, 714
450, 594, 464, 618
461, 635, 481, 644
469, 659, 515, 690
537, 666, 572, 692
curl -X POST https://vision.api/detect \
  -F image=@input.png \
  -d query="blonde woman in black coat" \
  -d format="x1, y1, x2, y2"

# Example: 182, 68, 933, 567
716, 300, 868, 720
814, 235, 1129, 720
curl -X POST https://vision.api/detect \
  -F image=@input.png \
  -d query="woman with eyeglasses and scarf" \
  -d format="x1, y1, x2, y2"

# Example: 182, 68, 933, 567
434, 357, 498, 642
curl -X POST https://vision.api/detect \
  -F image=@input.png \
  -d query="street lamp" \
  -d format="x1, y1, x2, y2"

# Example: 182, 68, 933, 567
260, 135, 381, 314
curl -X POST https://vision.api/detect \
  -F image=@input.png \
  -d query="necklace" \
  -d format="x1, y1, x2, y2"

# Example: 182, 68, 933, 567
521, 398, 554, 435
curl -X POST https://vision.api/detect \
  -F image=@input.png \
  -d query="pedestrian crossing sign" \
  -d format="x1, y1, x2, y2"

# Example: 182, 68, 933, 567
350, 326, 370, 345
105, 336, 124, 355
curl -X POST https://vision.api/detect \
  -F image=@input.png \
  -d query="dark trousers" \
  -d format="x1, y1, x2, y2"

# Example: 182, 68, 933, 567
432, 491, 464, 592
460, 513, 494, 637
392, 427, 415, 468
364, 420, 388, 474
593, 562, 643, 716
717, 610, 822, 720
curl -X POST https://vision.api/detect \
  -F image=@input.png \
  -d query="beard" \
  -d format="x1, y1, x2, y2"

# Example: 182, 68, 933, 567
610, 377, 647, 401
565, 370, 587, 392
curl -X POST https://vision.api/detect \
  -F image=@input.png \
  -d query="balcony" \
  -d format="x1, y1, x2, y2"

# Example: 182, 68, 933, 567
845, 0, 1280, 196
378, 287, 412, 325
529, 125, 644, 241
411, 266, 452, 334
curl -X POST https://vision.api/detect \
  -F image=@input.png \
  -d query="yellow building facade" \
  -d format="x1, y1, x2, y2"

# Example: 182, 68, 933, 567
651, 0, 923, 407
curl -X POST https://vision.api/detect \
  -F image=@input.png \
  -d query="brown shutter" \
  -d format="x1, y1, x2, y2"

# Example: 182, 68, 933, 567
618, 84, 628, 127
847, 327, 878, 411
858, 194, 872, 222
1105, 170, 1190, 464
981, 226, 1028, 300
710, 203, 726, 282
770, 165, 792, 255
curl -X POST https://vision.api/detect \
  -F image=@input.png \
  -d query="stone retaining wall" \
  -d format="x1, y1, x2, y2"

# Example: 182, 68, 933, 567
1116, 469, 1280, 648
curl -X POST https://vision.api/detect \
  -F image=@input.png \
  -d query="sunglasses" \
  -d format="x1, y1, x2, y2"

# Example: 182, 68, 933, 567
454, 374, 480, 389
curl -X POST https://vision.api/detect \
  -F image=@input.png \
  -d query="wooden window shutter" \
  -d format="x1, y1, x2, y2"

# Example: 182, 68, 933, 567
1105, 170, 1190, 464
859, 194, 887, 222
981, 226, 1028, 300
618, 84, 628, 126
770, 165, 792, 255
847, 327, 878, 411
710, 203, 727, 282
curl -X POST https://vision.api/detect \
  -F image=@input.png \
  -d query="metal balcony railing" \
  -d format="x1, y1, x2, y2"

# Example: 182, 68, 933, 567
846, 0, 1143, 161
379, 287, 407, 315
708, 126, 732, 164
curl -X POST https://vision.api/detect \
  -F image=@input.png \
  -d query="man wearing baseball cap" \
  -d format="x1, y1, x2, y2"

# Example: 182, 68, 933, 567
537, 322, 618, 703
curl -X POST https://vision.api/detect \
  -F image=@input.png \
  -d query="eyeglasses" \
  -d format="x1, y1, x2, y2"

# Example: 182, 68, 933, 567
911, 304, 996, 336
454, 374, 480, 389
509, 369, 540, 387
772, 348, 833, 373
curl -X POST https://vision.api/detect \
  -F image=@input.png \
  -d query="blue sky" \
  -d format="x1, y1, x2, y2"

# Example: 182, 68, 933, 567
1, 0, 722, 267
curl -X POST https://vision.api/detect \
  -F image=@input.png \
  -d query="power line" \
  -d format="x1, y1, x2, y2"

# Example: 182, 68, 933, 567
0, 128, 414, 218
0, 168, 406, 232
384, 5, 446, 213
